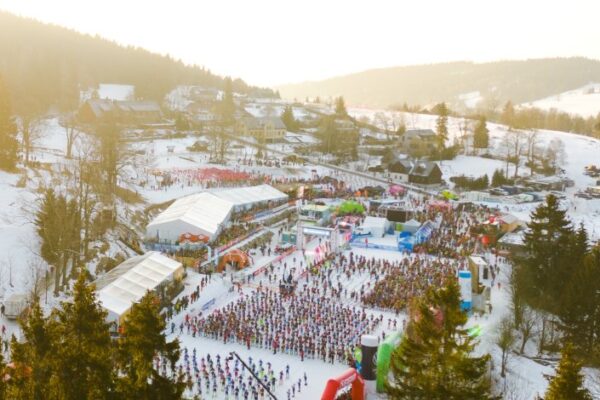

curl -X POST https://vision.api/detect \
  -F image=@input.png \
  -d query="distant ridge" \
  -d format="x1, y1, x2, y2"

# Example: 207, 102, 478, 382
276, 58, 600, 109
0, 11, 275, 113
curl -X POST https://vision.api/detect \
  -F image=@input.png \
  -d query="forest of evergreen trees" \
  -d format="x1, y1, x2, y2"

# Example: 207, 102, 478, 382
0, 12, 276, 115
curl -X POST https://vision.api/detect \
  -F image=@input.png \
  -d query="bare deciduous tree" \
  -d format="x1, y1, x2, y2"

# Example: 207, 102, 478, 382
525, 129, 539, 175
20, 115, 44, 166
496, 316, 516, 378
518, 307, 539, 354
62, 113, 81, 159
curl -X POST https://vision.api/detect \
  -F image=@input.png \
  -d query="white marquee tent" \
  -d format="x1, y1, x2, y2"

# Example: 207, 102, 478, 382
146, 185, 288, 243
95, 251, 183, 323
146, 192, 234, 242
209, 184, 289, 210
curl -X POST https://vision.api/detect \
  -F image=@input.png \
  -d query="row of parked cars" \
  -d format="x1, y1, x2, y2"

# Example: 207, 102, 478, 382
575, 187, 600, 200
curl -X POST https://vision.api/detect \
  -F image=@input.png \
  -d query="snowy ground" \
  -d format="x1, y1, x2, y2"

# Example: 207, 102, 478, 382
349, 107, 600, 240
521, 83, 600, 118
1, 107, 600, 398
167, 233, 405, 399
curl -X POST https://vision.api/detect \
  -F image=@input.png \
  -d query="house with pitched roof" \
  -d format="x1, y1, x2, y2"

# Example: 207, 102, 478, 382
398, 128, 439, 157
388, 158, 443, 185
237, 116, 287, 141
78, 99, 162, 125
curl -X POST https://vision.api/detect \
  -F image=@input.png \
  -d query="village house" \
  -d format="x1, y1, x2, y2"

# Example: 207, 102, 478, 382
398, 128, 438, 157
388, 158, 443, 185
189, 87, 220, 106
237, 116, 287, 142
78, 99, 162, 125
388, 159, 412, 182
408, 161, 443, 185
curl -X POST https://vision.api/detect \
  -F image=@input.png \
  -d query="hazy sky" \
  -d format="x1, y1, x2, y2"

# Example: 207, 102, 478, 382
1, 0, 599, 87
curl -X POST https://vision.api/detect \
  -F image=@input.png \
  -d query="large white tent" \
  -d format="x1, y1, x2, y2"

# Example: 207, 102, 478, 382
95, 251, 183, 324
146, 192, 234, 242
146, 184, 288, 243
209, 184, 289, 210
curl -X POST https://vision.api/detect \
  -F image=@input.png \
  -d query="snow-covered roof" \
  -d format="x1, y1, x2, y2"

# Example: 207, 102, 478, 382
469, 255, 488, 266
498, 231, 526, 246
362, 216, 388, 228
95, 252, 182, 317
209, 184, 288, 207
148, 192, 234, 238
147, 185, 288, 239
98, 84, 134, 101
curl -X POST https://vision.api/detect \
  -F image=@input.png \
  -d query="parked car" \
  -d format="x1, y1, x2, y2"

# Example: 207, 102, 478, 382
575, 191, 593, 199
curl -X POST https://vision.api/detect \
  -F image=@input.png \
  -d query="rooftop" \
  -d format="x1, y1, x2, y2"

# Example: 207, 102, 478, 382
95, 252, 182, 316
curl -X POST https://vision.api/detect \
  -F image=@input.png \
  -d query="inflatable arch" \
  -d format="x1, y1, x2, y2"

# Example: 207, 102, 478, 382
321, 368, 365, 400
376, 332, 402, 392
217, 249, 252, 273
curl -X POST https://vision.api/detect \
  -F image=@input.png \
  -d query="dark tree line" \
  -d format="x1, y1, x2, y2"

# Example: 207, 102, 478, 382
0, 11, 275, 115
0, 74, 18, 170
0, 274, 184, 400
516, 194, 600, 363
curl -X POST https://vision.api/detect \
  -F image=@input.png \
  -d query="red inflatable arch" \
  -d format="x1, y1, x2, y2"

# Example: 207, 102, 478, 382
321, 368, 365, 400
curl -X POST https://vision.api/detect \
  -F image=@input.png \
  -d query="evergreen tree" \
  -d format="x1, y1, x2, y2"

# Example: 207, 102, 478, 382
0, 74, 19, 170
435, 102, 449, 150
36, 189, 82, 294
0, 349, 6, 400
386, 281, 493, 399
36, 189, 61, 266
334, 96, 347, 116
473, 116, 490, 149
281, 105, 298, 131
519, 194, 574, 315
561, 244, 600, 358
116, 293, 184, 399
545, 343, 592, 400
396, 123, 406, 137
174, 114, 189, 131
9, 297, 53, 400
97, 117, 122, 197
502, 101, 516, 129
49, 273, 115, 400
491, 169, 507, 187
219, 77, 236, 126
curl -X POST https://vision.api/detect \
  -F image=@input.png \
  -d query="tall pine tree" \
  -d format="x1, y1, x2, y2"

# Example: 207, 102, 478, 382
334, 96, 347, 116
518, 194, 574, 315
435, 102, 449, 151
0, 74, 19, 170
561, 244, 600, 359
545, 343, 592, 400
49, 273, 115, 400
116, 292, 184, 400
386, 281, 493, 399
473, 116, 490, 149
281, 105, 298, 132
8, 297, 54, 400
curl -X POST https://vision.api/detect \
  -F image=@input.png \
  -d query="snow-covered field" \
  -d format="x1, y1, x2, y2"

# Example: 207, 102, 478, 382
1, 105, 599, 398
521, 83, 600, 118
349, 107, 600, 239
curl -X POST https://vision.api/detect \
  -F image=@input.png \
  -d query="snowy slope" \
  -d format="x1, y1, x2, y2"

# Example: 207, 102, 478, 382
521, 83, 600, 118
349, 107, 600, 239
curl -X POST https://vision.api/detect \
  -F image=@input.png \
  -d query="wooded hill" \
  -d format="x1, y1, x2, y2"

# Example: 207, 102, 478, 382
0, 12, 275, 115
277, 58, 600, 109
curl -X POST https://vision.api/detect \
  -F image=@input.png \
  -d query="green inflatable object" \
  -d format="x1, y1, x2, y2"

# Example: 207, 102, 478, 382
337, 200, 365, 216
376, 331, 402, 393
